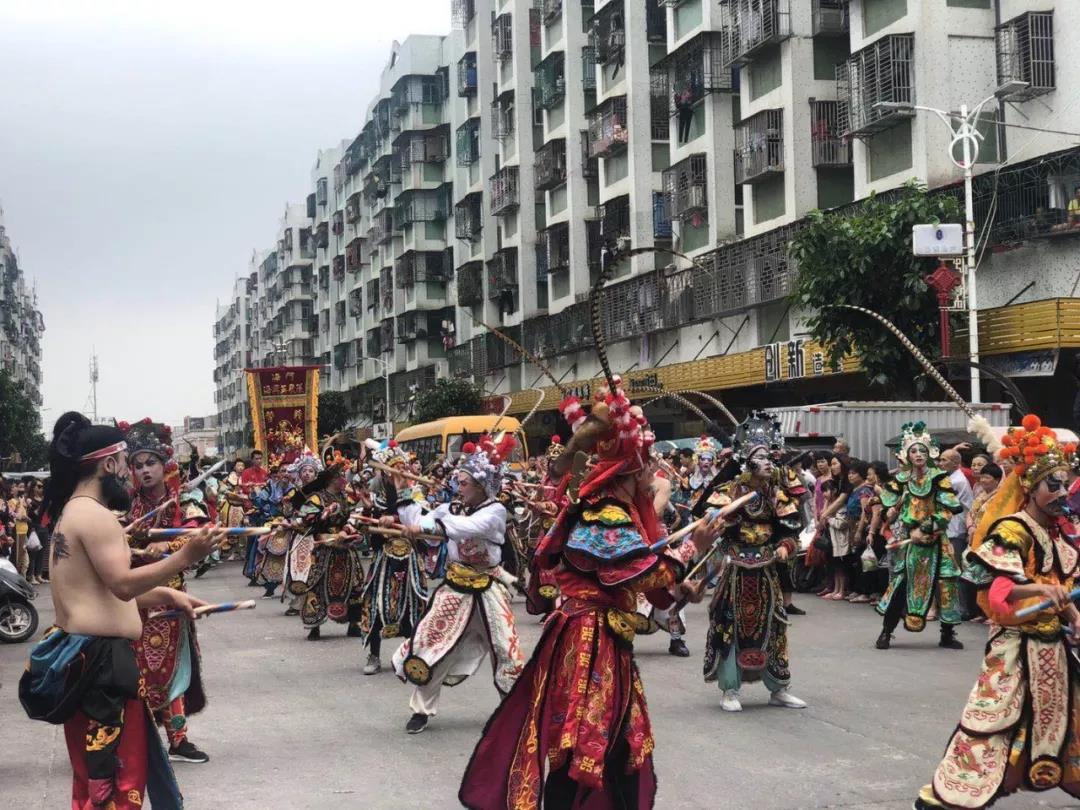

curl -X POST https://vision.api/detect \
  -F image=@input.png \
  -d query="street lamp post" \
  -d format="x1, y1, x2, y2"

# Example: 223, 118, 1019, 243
368, 356, 393, 437
876, 83, 1026, 404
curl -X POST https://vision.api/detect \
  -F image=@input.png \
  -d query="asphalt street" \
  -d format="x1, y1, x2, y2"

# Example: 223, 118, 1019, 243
2, 564, 1077, 810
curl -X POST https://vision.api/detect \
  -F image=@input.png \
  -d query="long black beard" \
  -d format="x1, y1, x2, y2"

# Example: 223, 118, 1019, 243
101, 473, 133, 513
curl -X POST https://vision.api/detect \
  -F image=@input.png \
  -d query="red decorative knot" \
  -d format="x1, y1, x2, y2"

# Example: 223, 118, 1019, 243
551, 435, 561, 444
388, 440, 398, 448
462, 442, 477, 454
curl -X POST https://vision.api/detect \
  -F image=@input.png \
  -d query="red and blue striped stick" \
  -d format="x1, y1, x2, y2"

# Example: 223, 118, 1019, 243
150, 599, 256, 620
147, 527, 271, 538
1015, 587, 1080, 619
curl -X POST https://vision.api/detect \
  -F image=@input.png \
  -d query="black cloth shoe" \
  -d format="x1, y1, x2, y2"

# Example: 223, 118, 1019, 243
169, 740, 209, 764
261, 583, 277, 599
406, 713, 429, 734
875, 629, 892, 650
784, 603, 806, 616
247, 578, 260, 587
939, 628, 964, 650
284, 607, 300, 616
306, 626, 321, 641
346, 623, 364, 638
668, 638, 690, 657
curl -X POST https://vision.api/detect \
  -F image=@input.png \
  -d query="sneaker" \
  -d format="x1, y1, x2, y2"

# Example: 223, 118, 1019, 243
168, 740, 210, 764
769, 688, 807, 709
405, 713, 429, 734
784, 603, 806, 616
363, 654, 382, 675
247, 578, 260, 587
260, 585, 277, 599
306, 626, 321, 641
939, 631, 964, 650
668, 638, 690, 657
875, 629, 892, 650
720, 690, 742, 712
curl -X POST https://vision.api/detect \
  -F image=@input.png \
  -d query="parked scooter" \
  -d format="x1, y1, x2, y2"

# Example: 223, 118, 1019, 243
0, 557, 39, 643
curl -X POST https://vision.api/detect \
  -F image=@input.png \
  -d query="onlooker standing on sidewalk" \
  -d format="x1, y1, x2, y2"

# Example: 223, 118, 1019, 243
7, 478, 30, 576
939, 448, 974, 616
26, 478, 50, 584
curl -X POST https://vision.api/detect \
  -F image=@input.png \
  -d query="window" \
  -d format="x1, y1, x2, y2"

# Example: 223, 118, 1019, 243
862, 0, 906, 36
995, 11, 1055, 101
836, 33, 914, 138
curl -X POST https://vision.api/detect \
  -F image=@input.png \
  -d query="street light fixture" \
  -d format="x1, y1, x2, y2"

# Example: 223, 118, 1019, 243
870, 87, 1025, 404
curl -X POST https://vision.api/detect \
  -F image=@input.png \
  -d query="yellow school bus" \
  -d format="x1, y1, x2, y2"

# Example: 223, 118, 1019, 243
395, 415, 529, 470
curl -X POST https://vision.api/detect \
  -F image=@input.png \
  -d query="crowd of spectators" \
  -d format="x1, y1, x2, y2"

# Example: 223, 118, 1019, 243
0, 476, 50, 583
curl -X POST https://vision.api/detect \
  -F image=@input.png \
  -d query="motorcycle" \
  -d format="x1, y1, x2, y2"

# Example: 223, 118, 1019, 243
0, 557, 39, 643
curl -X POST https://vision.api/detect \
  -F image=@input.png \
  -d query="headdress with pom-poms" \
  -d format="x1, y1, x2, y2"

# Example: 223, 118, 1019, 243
732, 411, 784, 462
546, 434, 565, 460
286, 447, 323, 479
457, 431, 518, 499
997, 414, 1077, 491
694, 434, 720, 462
899, 421, 939, 462
365, 437, 410, 469
121, 417, 173, 463
561, 374, 654, 475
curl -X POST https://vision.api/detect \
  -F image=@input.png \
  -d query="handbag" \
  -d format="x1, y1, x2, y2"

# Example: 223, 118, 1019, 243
26, 530, 42, 552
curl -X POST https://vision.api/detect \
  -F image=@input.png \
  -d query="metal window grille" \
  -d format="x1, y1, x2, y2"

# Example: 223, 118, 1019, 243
582, 46, 598, 93
366, 279, 379, 312
316, 177, 328, 205
535, 51, 566, 111
650, 68, 670, 141
647, 0, 667, 42
541, 222, 570, 274
586, 96, 628, 158
399, 131, 449, 170
995, 11, 1055, 101
535, 138, 567, 190
306, 194, 317, 219
812, 0, 848, 37
456, 262, 484, 307
581, 131, 598, 179
448, 341, 472, 377
493, 13, 513, 62
662, 153, 708, 221
456, 119, 481, 166
487, 249, 519, 312
348, 289, 363, 317
345, 193, 361, 224
315, 223, 329, 250
369, 209, 395, 245
588, 1, 625, 66
392, 76, 444, 113
735, 108, 783, 184
346, 238, 366, 272
535, 241, 548, 277
836, 33, 914, 138
600, 194, 631, 243
455, 192, 483, 241
379, 319, 394, 355
395, 251, 448, 288
662, 32, 734, 113
810, 100, 850, 167
653, 192, 672, 240
721, 0, 792, 67
491, 93, 516, 141
542, 0, 562, 24
451, 0, 475, 27
458, 52, 478, 97
332, 255, 345, 280
490, 166, 520, 216
396, 191, 448, 228
332, 210, 344, 236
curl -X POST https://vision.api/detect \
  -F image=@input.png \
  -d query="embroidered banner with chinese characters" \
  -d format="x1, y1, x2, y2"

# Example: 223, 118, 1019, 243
244, 366, 320, 464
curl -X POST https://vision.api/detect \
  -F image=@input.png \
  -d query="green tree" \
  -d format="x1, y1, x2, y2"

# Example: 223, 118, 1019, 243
0, 370, 47, 470
318, 390, 353, 437
789, 182, 962, 398
412, 377, 484, 424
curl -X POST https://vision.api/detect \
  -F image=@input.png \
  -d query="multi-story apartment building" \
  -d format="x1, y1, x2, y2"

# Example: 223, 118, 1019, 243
215, 0, 1080, 450
0, 214, 44, 407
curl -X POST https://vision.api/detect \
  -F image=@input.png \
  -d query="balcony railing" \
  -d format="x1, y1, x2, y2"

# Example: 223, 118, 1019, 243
380, 269, 395, 312
722, 0, 792, 67
535, 138, 567, 191
366, 279, 380, 313
396, 251, 449, 287
457, 52, 478, 97
581, 131, 598, 179
837, 34, 915, 138
659, 32, 733, 112
345, 237, 367, 272
345, 193, 362, 224
541, 222, 570, 274
380, 319, 394, 354
600, 194, 631, 244
582, 46, 598, 93
332, 210, 344, 236
348, 289, 363, 317
315, 222, 329, 250
396, 191, 448, 227
995, 11, 1055, 102
663, 153, 708, 221
489, 166, 520, 216
455, 192, 483, 242
735, 109, 784, 184
332, 255, 346, 281
810, 100, 850, 167
487, 249, 518, 311
451, 0, 475, 27
391, 75, 443, 115
535, 51, 566, 111
586, 96, 628, 159
457, 261, 484, 307
653, 192, 672, 240
456, 119, 480, 166
492, 93, 515, 141
588, 1, 625, 66
398, 129, 449, 168
369, 209, 395, 245
812, 0, 849, 37
492, 13, 513, 63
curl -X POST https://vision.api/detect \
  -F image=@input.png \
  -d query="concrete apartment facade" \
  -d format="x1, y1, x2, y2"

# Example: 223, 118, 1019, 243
0, 214, 44, 407
214, 0, 1080, 455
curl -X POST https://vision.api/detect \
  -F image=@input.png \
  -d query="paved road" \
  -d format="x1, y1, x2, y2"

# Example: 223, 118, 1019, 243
2, 564, 1074, 809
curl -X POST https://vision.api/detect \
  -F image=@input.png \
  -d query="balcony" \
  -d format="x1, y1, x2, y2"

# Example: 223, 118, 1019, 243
332, 210, 344, 236
395, 190, 448, 228
586, 96, 628, 159
653, 192, 672, 240
540, 222, 570, 274
391, 75, 444, 116
487, 249, 518, 311
455, 192, 483, 242
316, 177, 328, 206
457, 261, 484, 307
492, 13, 513, 63
837, 34, 915, 138
396, 250, 449, 288
489, 166, 520, 216
491, 92, 515, 141
658, 32, 733, 112
345, 237, 367, 272
398, 129, 448, 169
315, 222, 329, 250
581, 132, 598, 179
348, 288, 363, 317
535, 138, 567, 191
306, 193, 316, 219
812, 0, 848, 37
810, 100, 850, 167
365, 279, 380, 314
735, 109, 784, 184
663, 153, 708, 222
451, 0, 474, 27
535, 51, 566, 111
456, 118, 480, 166
995, 11, 1055, 102
600, 195, 631, 244
345, 193, 362, 224
332, 255, 346, 281
721, 0, 792, 67
380, 319, 394, 354
588, 1, 625, 67
582, 46, 598, 93
380, 269, 395, 312
369, 209, 395, 245
457, 52, 478, 97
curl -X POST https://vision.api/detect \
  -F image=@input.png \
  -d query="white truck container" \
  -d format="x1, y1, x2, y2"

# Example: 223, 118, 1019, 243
772, 402, 1012, 463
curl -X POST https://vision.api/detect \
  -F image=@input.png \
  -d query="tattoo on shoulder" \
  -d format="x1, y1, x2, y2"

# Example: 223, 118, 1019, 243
52, 530, 72, 562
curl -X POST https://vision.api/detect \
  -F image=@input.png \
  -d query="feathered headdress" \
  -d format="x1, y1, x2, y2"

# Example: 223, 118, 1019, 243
458, 432, 518, 498
558, 374, 654, 475
997, 414, 1076, 490
899, 421, 939, 461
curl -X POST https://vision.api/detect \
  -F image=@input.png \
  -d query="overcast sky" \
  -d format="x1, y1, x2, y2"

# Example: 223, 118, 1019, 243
0, 0, 448, 431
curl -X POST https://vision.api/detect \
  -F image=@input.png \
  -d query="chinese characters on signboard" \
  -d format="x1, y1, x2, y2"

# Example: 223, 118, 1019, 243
764, 340, 837, 383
